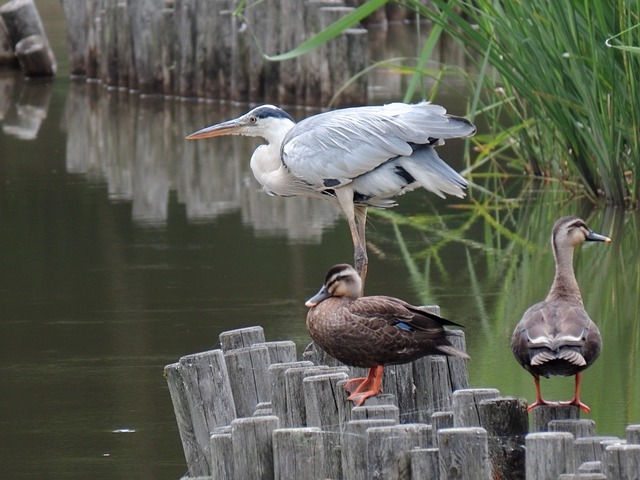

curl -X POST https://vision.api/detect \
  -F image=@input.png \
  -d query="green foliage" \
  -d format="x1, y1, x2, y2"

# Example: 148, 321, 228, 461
407, 0, 640, 206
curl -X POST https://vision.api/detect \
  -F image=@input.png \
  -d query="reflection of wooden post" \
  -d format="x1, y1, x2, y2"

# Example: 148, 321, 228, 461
2, 78, 52, 139
0, 0, 56, 76
0, 71, 17, 121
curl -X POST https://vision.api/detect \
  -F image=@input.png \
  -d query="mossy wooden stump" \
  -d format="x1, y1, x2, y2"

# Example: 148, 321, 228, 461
165, 324, 639, 479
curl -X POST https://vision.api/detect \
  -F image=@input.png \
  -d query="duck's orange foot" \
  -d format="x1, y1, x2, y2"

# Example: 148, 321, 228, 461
526, 398, 560, 412
347, 389, 381, 407
343, 377, 367, 395
559, 399, 591, 413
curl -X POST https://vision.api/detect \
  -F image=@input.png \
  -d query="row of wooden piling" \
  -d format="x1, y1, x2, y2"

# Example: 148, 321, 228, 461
59, 0, 375, 106
164, 325, 640, 479
0, 0, 57, 76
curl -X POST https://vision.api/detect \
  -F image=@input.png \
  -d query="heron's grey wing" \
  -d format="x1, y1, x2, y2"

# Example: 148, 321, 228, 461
281, 102, 475, 189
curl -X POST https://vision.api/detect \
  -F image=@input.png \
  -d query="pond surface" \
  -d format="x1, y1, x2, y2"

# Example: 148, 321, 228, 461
1, 3, 638, 480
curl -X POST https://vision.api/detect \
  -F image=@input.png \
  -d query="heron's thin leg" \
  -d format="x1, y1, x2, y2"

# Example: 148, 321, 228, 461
335, 188, 368, 290
354, 206, 368, 289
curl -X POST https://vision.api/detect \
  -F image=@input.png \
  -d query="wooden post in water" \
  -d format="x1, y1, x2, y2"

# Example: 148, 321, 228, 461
627, 424, 640, 444
164, 349, 237, 477
231, 415, 280, 480
478, 396, 528, 480
224, 344, 272, 417
603, 443, 640, 480
531, 404, 580, 432
525, 432, 575, 479
342, 418, 397, 480
273, 427, 326, 480
437, 427, 491, 479
268, 360, 314, 426
410, 448, 439, 479
367, 425, 412, 479
210, 426, 234, 480
220, 325, 266, 351
0, 15, 16, 66
574, 436, 621, 465
452, 388, 500, 427
548, 419, 596, 438
0, 0, 55, 76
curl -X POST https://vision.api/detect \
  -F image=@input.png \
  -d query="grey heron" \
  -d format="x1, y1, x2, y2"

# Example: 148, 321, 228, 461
510, 216, 611, 412
186, 101, 476, 286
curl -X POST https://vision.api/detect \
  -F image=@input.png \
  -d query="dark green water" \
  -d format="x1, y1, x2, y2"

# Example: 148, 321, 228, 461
1, 3, 638, 479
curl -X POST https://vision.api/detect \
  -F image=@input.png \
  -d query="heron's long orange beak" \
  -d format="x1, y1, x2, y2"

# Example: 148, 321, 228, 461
185, 119, 243, 139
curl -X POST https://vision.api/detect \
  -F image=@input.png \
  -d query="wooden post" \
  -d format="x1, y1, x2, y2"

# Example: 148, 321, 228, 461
531, 404, 580, 432
367, 425, 412, 479
224, 344, 272, 417
177, 350, 237, 474
14, 34, 55, 76
0, 15, 16, 66
255, 341, 298, 364
525, 432, 575, 479
0, 0, 56, 75
446, 331, 470, 390
220, 326, 266, 351
382, 362, 418, 423
431, 411, 454, 446
578, 461, 604, 474
342, 418, 397, 480
411, 448, 439, 480
59, 0, 86, 75
548, 419, 596, 438
452, 388, 500, 427
478, 397, 528, 480
118, 1, 138, 91
273, 427, 326, 480
128, 0, 164, 94
413, 356, 453, 422
437, 427, 491, 479
164, 362, 209, 477
603, 444, 640, 480
268, 361, 314, 425
231, 416, 280, 480
210, 426, 234, 480
303, 372, 350, 480
627, 424, 640, 444
574, 436, 621, 465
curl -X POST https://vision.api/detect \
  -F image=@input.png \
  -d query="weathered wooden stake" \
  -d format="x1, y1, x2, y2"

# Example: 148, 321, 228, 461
231, 415, 280, 480
525, 432, 575, 479
531, 404, 580, 432
438, 427, 491, 479
342, 418, 397, 480
410, 447, 439, 479
268, 360, 314, 425
603, 443, 640, 480
574, 436, 621, 465
272, 427, 326, 480
224, 344, 272, 417
220, 325, 266, 351
452, 388, 500, 427
210, 426, 234, 480
627, 424, 640, 445
548, 419, 596, 438
367, 425, 412, 479
478, 396, 528, 480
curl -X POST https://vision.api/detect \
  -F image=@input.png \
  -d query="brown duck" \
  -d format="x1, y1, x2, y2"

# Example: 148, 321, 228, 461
511, 216, 611, 412
305, 263, 469, 406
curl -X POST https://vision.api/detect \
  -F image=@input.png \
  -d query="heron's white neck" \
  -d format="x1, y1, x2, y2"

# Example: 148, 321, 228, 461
249, 118, 297, 196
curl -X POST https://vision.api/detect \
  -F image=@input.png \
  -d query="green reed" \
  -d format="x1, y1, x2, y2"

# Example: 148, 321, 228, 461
406, 0, 640, 207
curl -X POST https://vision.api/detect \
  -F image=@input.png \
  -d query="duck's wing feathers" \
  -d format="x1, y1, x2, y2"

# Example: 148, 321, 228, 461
511, 301, 602, 371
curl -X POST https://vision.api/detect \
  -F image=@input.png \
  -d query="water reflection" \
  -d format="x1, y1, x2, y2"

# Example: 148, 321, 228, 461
61, 82, 342, 239
0, 70, 53, 139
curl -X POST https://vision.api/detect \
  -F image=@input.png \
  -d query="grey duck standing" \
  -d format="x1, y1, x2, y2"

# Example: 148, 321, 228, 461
305, 263, 469, 406
511, 216, 611, 412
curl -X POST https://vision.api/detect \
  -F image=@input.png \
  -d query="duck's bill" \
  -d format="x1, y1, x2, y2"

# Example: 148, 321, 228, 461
305, 286, 330, 308
586, 231, 612, 243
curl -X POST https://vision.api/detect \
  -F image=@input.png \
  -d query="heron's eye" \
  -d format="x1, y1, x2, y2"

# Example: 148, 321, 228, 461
249, 116, 257, 123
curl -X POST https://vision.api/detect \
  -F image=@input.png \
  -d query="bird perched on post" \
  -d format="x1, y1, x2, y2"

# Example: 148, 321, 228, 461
304, 263, 469, 406
186, 102, 475, 287
511, 216, 611, 413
